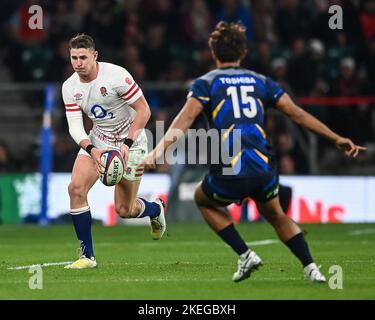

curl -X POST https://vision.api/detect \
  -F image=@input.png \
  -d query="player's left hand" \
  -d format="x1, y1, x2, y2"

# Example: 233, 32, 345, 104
120, 144, 130, 167
335, 137, 367, 158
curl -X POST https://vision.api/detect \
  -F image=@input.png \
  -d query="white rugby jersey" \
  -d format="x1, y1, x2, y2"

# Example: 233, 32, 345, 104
62, 62, 145, 146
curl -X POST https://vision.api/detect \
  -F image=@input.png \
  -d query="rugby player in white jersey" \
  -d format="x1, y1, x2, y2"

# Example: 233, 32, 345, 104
61, 34, 166, 269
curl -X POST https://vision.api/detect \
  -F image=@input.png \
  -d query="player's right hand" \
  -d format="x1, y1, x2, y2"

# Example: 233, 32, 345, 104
335, 137, 367, 158
91, 148, 108, 176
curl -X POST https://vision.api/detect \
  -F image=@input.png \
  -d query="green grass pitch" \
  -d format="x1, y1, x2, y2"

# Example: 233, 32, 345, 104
0, 223, 374, 299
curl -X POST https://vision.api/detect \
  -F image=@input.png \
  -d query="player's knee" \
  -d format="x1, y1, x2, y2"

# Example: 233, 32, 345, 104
115, 203, 134, 218
263, 211, 278, 223
261, 208, 283, 226
68, 182, 87, 200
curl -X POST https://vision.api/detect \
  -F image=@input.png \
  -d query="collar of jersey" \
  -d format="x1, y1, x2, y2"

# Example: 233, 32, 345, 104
218, 66, 241, 70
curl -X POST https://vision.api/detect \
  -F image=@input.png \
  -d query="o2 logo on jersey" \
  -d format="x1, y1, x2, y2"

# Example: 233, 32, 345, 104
91, 104, 114, 119
227, 85, 258, 119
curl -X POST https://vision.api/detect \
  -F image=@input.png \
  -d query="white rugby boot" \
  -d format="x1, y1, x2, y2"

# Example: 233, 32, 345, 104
304, 262, 326, 283
64, 246, 97, 269
232, 249, 263, 282
150, 198, 166, 240
64, 256, 97, 269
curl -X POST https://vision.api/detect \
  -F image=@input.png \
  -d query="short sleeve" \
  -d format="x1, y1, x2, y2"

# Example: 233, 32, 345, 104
187, 78, 210, 107
62, 81, 81, 115
265, 77, 285, 107
112, 67, 143, 105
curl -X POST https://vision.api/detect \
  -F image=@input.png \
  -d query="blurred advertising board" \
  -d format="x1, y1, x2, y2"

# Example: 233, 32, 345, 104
0, 173, 374, 224
0, 173, 169, 225
233, 176, 375, 223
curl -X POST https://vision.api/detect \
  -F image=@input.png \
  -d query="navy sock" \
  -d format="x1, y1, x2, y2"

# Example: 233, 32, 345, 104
217, 224, 249, 255
71, 209, 94, 258
138, 198, 160, 219
284, 232, 313, 267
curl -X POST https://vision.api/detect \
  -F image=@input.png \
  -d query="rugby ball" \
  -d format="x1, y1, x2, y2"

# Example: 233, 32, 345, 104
100, 150, 124, 186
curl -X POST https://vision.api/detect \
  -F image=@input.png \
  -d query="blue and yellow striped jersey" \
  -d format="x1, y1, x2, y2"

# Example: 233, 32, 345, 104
188, 67, 285, 176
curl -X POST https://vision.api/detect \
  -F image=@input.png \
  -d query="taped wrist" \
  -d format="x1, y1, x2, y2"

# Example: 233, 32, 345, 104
123, 138, 134, 149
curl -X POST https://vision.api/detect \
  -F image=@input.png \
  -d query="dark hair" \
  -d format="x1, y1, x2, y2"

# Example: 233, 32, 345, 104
208, 21, 248, 62
69, 34, 95, 50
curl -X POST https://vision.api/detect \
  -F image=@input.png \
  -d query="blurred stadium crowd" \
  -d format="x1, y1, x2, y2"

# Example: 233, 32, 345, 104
0, 0, 374, 174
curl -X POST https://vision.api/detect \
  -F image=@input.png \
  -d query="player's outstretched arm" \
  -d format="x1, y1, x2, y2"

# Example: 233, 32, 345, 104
142, 97, 204, 169
276, 93, 367, 158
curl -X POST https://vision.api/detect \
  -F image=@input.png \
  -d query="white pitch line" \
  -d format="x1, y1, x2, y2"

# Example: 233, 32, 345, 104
8, 261, 73, 270
7, 239, 278, 270
348, 229, 375, 236
246, 239, 279, 246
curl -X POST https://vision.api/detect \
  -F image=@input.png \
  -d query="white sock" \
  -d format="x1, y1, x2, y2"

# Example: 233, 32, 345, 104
70, 206, 90, 215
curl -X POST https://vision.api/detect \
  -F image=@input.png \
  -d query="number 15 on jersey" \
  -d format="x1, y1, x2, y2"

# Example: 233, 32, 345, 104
227, 85, 258, 119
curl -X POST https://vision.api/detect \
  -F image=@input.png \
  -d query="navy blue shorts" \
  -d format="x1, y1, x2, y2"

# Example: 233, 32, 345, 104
201, 171, 279, 205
